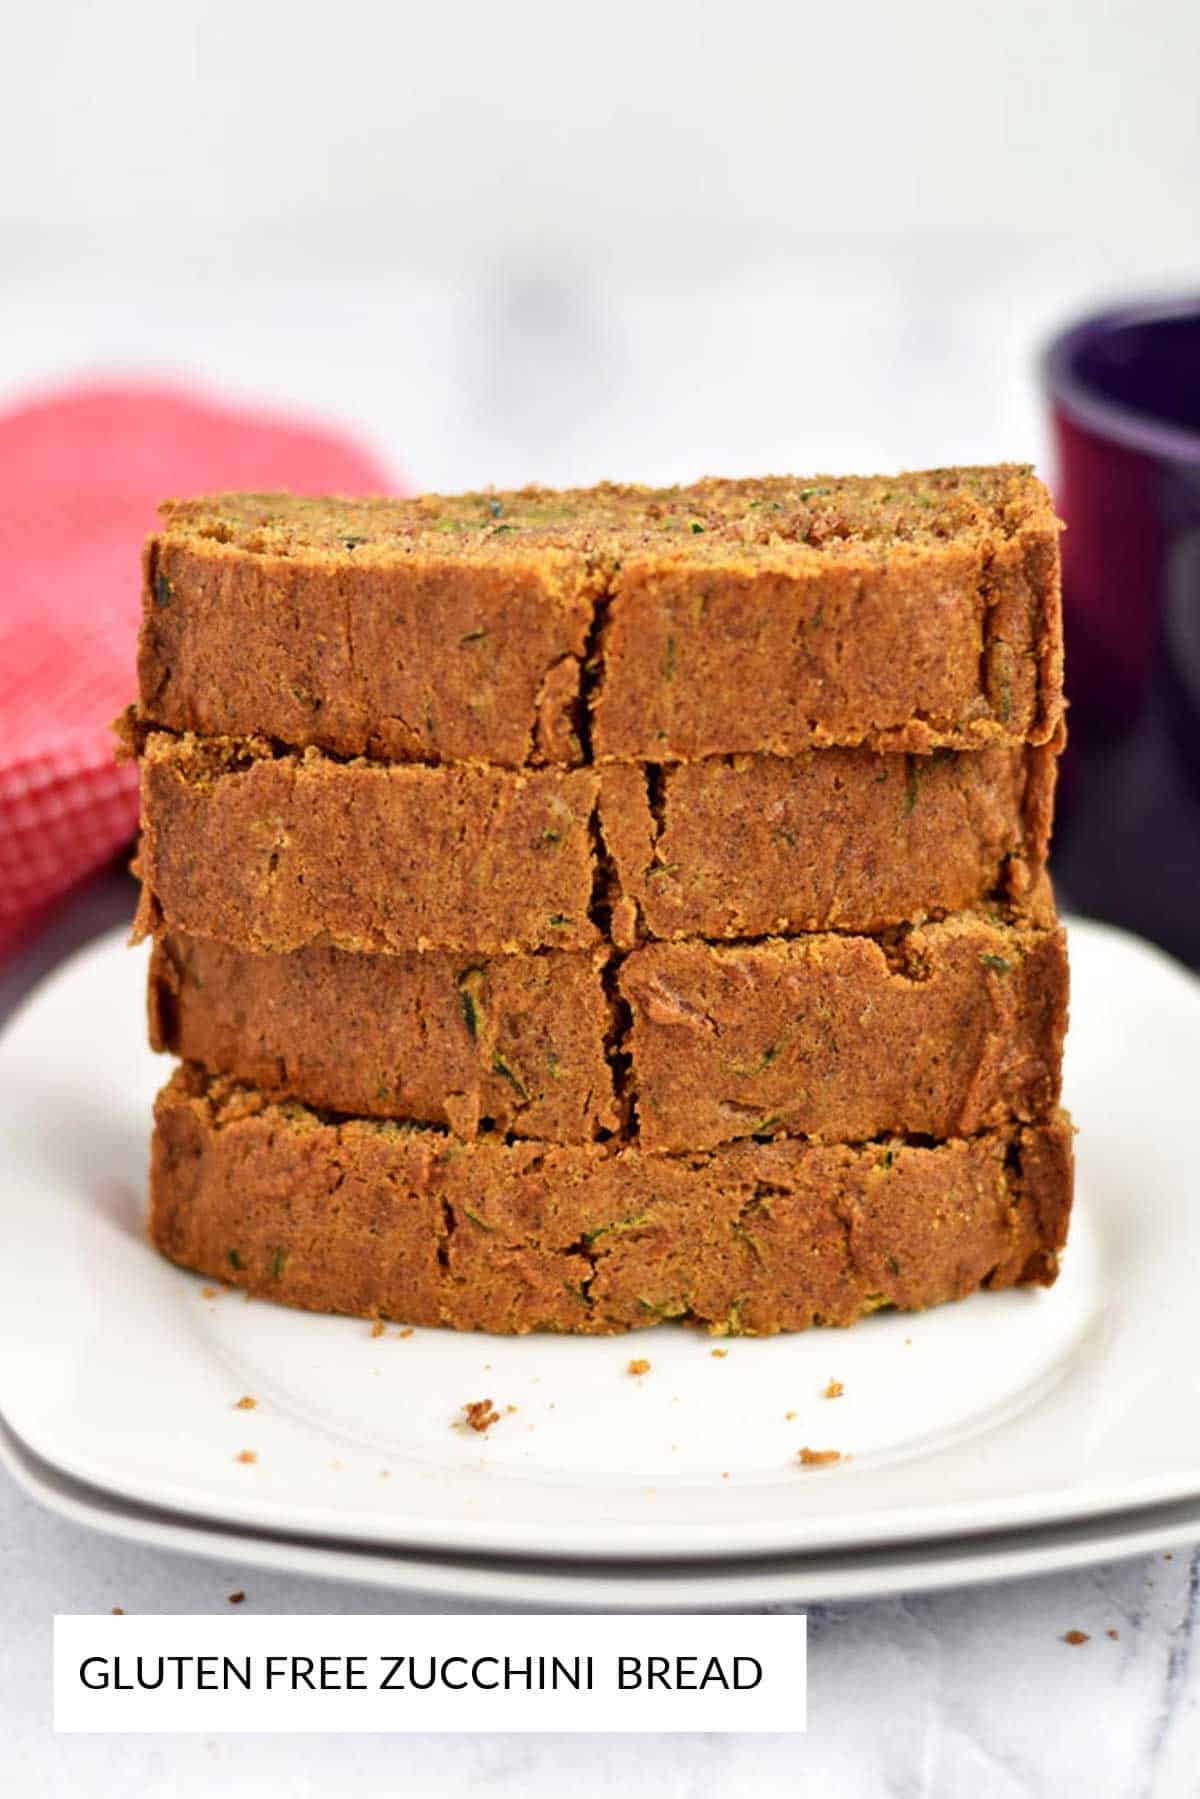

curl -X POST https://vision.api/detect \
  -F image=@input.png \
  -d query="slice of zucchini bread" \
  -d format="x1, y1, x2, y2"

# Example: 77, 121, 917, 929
139, 465, 1062, 764
151, 1065, 1074, 1337
150, 896, 1064, 1152
131, 730, 1055, 956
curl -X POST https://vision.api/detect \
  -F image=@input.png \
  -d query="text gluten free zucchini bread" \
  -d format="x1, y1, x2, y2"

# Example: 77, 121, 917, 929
151, 1066, 1074, 1337
139, 466, 1062, 765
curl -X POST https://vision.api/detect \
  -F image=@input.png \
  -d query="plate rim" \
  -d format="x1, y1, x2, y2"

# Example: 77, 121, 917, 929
4, 1410, 1198, 1612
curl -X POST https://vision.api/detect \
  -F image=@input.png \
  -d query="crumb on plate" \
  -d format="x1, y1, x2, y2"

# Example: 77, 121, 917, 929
797, 1447, 842, 1468
459, 1398, 501, 1433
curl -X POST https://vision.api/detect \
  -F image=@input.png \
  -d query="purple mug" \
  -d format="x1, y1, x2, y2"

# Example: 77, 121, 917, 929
1042, 297, 1200, 966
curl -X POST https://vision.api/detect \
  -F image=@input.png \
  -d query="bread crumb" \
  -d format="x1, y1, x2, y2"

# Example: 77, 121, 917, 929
397, 1327, 414, 1339
824, 1379, 845, 1399
235, 1450, 257, 1465
234, 1395, 257, 1411
227, 1591, 245, 1606
111, 1607, 124, 1616
711, 1349, 727, 1359
797, 1447, 842, 1468
1107, 1628, 1119, 1640
201, 1286, 219, 1300
785, 1410, 797, 1421
370, 1319, 385, 1338
1063, 1629, 1090, 1645
505, 1404, 518, 1414
459, 1399, 501, 1433
627, 1358, 651, 1376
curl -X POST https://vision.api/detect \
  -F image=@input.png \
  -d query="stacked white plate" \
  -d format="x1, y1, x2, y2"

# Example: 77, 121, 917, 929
2, 919, 1198, 1609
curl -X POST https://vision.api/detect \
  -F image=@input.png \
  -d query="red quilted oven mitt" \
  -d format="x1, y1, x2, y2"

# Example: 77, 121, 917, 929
0, 380, 398, 958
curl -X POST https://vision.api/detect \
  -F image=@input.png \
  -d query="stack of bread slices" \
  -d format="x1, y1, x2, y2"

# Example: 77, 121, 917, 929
127, 466, 1073, 1337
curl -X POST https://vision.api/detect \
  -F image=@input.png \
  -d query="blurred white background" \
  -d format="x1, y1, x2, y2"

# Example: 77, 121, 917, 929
2, 0, 1198, 490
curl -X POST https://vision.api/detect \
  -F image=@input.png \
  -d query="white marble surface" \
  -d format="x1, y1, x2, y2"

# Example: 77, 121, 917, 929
1, 1464, 1198, 1796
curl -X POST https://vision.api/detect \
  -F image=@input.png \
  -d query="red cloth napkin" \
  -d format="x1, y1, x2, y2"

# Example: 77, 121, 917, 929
0, 380, 397, 958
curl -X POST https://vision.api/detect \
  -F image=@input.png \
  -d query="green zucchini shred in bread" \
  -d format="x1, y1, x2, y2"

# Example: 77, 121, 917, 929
138, 464, 1063, 765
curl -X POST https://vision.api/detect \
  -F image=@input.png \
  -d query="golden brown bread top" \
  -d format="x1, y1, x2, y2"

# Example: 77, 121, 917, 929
158, 464, 1057, 573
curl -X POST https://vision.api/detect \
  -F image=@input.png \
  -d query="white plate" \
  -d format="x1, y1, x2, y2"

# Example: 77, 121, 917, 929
3, 1410, 1197, 1611
1, 918, 1198, 1564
